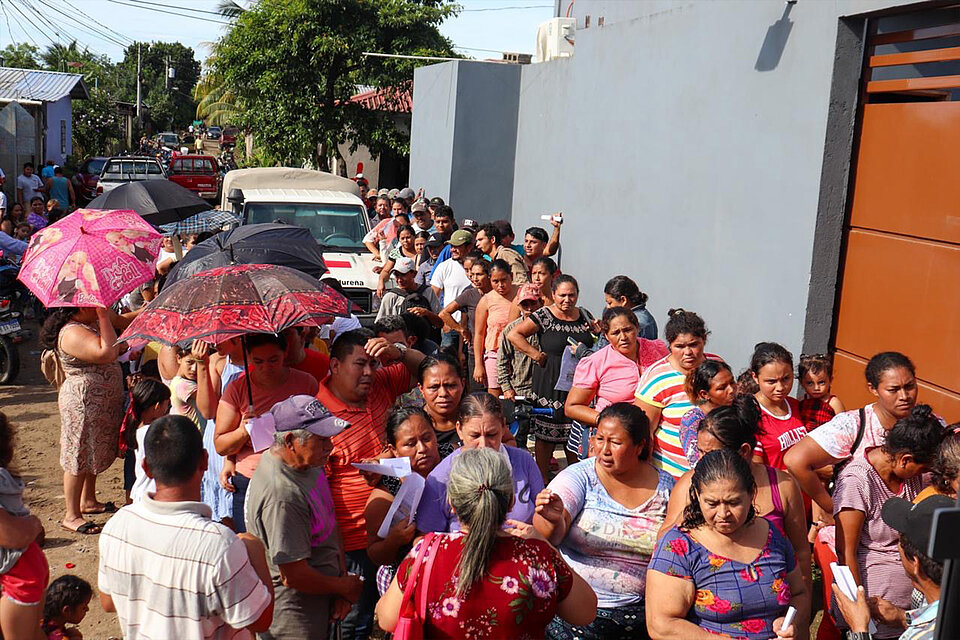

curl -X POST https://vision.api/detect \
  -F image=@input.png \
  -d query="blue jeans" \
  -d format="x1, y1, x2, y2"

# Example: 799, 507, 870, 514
340, 549, 378, 640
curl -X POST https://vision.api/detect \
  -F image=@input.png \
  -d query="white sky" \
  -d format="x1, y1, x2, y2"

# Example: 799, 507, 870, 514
0, 0, 554, 64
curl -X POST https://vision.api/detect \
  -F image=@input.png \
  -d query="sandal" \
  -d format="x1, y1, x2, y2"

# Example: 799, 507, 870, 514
82, 501, 118, 515
60, 521, 100, 535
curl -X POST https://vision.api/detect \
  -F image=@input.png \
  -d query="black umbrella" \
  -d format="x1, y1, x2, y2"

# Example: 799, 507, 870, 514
87, 181, 211, 226
165, 223, 328, 287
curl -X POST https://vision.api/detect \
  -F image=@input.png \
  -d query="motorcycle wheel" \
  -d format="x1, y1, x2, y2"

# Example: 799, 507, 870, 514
0, 336, 20, 384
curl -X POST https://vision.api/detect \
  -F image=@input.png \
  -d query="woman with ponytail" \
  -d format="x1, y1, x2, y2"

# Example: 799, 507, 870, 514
376, 447, 596, 638
120, 378, 170, 503
647, 449, 809, 640
660, 395, 811, 591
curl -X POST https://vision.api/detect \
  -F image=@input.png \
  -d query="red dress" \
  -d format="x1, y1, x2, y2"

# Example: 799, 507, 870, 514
753, 397, 807, 470
397, 533, 573, 640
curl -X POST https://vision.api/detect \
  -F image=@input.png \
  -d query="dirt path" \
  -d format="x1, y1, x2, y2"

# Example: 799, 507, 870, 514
0, 326, 122, 638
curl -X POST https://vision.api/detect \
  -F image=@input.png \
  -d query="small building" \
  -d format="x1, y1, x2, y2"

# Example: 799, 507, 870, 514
337, 86, 412, 190
0, 67, 88, 179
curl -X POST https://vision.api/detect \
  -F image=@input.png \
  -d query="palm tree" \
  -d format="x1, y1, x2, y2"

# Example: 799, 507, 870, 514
193, 69, 240, 126
216, 1, 247, 20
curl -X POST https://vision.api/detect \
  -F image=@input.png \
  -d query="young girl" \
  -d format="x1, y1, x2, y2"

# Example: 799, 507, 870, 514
42, 575, 92, 640
0, 412, 49, 639
798, 352, 845, 429
170, 346, 204, 430
473, 259, 518, 394
750, 342, 807, 471
123, 378, 172, 503
678, 360, 738, 467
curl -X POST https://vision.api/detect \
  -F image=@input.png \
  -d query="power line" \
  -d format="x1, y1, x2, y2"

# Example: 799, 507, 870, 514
136, 0, 227, 17
59, 0, 133, 47
32, 0, 132, 50
0, 0, 18, 49
462, 4, 551, 11
6, 0, 58, 47
104, 0, 230, 25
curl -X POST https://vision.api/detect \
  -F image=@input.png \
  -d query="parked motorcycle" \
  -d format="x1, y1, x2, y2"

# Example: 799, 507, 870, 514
0, 262, 25, 384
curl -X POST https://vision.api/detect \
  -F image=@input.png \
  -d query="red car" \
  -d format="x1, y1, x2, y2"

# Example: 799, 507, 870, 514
219, 126, 239, 150
167, 155, 221, 201
71, 156, 109, 205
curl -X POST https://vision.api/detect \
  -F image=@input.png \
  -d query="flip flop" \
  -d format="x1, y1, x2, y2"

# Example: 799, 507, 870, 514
81, 501, 118, 515
60, 521, 100, 535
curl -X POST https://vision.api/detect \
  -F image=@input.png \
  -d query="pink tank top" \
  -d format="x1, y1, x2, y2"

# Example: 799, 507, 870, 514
762, 465, 786, 536
483, 292, 514, 351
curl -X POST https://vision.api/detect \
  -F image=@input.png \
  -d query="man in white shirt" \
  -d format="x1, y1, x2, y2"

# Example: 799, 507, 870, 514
99, 415, 275, 639
430, 230, 474, 349
16, 163, 44, 207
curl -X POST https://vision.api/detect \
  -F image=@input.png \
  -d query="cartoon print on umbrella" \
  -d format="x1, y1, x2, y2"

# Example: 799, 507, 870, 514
104, 230, 156, 263
56, 251, 100, 305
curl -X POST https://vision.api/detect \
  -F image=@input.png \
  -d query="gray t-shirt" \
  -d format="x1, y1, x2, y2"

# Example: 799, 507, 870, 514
246, 451, 342, 640
455, 286, 483, 337
0, 468, 28, 573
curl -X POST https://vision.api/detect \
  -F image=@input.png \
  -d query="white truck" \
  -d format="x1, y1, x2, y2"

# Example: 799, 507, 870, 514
222, 167, 379, 323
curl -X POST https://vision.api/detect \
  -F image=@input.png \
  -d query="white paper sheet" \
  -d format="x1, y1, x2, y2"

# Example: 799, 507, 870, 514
377, 473, 425, 539
830, 563, 877, 634
351, 457, 412, 478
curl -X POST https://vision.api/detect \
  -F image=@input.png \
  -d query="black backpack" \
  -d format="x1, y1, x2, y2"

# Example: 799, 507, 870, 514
400, 284, 434, 313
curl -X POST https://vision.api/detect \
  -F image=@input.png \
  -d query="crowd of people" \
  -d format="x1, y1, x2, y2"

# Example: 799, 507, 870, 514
0, 183, 953, 640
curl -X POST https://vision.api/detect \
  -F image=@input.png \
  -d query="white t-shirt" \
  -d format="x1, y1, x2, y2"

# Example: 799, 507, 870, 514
430, 258, 471, 322
0, 191, 7, 213
129, 426, 156, 503
16, 174, 43, 203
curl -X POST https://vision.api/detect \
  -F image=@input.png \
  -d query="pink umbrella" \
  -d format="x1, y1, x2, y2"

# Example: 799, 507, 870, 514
18, 208, 162, 308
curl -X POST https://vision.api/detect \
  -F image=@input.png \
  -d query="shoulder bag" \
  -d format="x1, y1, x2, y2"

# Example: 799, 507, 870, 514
393, 532, 441, 640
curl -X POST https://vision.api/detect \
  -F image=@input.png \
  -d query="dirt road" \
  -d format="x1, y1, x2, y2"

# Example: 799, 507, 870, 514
0, 326, 122, 638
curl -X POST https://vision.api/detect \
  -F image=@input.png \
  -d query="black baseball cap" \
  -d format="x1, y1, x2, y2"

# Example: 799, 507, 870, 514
429, 196, 445, 207
881, 494, 955, 552
426, 233, 444, 247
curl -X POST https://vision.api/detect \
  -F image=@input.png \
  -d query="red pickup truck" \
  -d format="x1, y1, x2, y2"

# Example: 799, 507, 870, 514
168, 155, 221, 202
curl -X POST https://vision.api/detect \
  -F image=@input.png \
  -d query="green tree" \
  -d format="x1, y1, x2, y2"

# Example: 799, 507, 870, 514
213, 0, 459, 168
41, 41, 115, 91
117, 42, 201, 130
72, 87, 122, 159
1, 43, 40, 69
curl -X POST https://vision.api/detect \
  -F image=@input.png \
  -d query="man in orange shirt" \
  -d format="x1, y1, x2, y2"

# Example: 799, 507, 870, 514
284, 327, 330, 384
315, 329, 425, 640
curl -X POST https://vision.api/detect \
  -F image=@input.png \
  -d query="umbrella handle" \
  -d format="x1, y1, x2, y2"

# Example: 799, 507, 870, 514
240, 334, 254, 413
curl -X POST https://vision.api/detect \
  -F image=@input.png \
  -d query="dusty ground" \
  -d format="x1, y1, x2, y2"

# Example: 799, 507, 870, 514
0, 326, 123, 638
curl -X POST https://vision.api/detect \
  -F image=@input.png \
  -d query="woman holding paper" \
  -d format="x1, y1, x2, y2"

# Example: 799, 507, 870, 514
832, 405, 942, 638
646, 449, 808, 640
364, 406, 441, 591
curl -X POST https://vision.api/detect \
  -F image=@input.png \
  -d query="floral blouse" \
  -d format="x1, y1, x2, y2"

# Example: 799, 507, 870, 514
397, 532, 573, 640
649, 524, 795, 639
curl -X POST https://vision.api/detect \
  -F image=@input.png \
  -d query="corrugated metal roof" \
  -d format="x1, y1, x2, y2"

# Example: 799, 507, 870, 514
0, 67, 88, 102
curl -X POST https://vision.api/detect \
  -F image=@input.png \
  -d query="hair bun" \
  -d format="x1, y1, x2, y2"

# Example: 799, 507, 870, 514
668, 308, 686, 318
911, 404, 934, 422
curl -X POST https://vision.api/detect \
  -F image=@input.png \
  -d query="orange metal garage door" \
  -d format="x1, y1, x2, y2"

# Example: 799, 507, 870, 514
832, 22, 960, 419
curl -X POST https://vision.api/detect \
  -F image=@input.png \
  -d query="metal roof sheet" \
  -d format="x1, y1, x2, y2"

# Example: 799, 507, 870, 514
242, 188, 365, 206
0, 67, 88, 102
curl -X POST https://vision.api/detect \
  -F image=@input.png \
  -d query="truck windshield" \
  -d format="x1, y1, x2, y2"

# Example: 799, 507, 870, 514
244, 203, 367, 249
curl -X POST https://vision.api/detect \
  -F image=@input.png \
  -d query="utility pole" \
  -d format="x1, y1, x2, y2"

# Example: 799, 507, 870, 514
135, 43, 142, 129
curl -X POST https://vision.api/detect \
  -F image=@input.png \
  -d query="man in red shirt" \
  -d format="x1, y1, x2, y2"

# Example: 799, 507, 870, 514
315, 328, 425, 639
284, 327, 330, 384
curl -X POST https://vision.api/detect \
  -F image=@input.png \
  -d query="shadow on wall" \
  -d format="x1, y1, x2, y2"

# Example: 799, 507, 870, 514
755, 1, 795, 72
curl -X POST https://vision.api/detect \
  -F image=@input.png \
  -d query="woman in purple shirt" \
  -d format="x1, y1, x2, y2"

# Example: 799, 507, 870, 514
415, 392, 543, 534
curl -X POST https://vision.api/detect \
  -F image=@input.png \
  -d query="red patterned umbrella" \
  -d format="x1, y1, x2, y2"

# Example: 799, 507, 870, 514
117, 263, 351, 348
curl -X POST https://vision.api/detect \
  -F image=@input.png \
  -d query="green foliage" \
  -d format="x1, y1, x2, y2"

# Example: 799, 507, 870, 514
1, 44, 40, 69
116, 42, 201, 130
213, 0, 460, 168
72, 87, 121, 159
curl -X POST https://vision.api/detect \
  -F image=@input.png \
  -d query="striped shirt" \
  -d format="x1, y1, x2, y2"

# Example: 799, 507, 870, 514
317, 363, 413, 551
98, 496, 270, 640
635, 354, 722, 478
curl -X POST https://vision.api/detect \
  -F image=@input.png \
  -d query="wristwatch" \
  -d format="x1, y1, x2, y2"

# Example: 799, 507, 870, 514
846, 632, 872, 640
392, 342, 408, 359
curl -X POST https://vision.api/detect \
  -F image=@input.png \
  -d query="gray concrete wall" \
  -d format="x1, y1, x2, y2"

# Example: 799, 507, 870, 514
410, 61, 521, 223
410, 0, 927, 372
44, 97, 72, 165
410, 62, 459, 202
